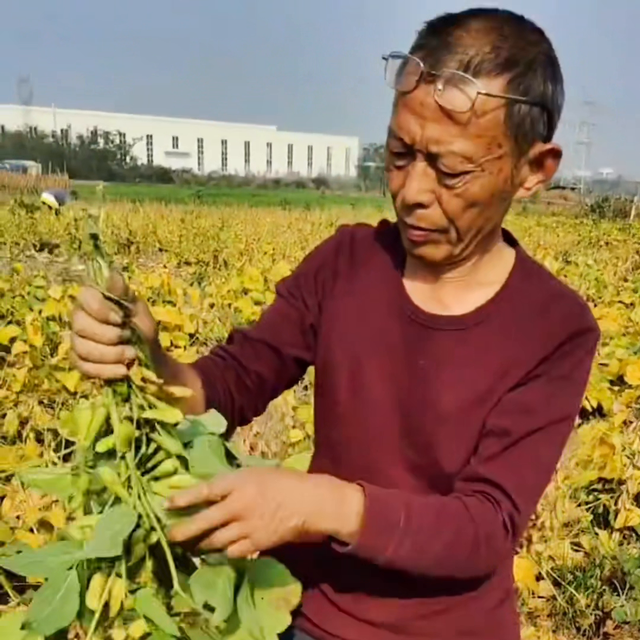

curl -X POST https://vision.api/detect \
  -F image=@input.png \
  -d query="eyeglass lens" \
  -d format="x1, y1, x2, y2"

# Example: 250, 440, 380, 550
385, 55, 479, 113
435, 71, 479, 113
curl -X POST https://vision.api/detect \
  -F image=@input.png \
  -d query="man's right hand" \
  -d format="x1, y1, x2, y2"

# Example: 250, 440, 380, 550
70, 271, 158, 380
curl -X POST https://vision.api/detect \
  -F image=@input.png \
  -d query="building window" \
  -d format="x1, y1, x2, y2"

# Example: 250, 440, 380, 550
221, 139, 228, 173
287, 144, 294, 172
326, 147, 332, 176
345, 148, 351, 176
172, 135, 179, 150
266, 142, 273, 175
146, 134, 154, 165
244, 140, 251, 174
307, 145, 313, 176
118, 132, 127, 161
197, 137, 205, 173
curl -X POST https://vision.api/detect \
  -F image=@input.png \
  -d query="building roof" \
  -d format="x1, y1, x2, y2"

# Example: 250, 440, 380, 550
0, 104, 359, 142
0, 104, 277, 131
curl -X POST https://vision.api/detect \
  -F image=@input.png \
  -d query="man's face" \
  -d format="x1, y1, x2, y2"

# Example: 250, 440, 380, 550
386, 76, 557, 268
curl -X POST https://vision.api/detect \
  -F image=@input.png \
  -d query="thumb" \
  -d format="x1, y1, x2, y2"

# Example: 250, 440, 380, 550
105, 269, 133, 302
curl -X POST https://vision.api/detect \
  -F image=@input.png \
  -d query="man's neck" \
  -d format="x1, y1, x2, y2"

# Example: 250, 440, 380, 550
403, 234, 516, 316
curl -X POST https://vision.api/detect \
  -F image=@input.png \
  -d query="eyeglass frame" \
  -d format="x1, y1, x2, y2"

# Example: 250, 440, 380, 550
381, 51, 553, 142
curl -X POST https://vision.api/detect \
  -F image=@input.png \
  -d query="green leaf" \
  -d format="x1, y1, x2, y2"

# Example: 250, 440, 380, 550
224, 442, 278, 468
25, 568, 80, 637
281, 452, 312, 472
0, 542, 29, 558
0, 610, 28, 640
612, 607, 628, 623
134, 588, 181, 637
189, 564, 237, 626
178, 410, 228, 443
142, 406, 184, 424
235, 574, 261, 640
18, 467, 77, 501
0, 541, 84, 578
149, 631, 175, 640
221, 610, 256, 640
84, 504, 138, 558
192, 410, 228, 435
184, 624, 220, 640
248, 558, 302, 638
189, 436, 234, 479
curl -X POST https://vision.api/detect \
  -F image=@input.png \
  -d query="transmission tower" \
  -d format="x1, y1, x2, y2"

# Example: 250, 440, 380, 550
16, 75, 34, 131
574, 99, 596, 198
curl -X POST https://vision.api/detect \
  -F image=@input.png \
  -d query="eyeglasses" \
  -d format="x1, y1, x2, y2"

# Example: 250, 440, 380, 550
382, 51, 552, 141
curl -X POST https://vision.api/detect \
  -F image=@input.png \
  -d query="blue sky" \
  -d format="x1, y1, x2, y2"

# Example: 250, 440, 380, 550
1, 0, 637, 176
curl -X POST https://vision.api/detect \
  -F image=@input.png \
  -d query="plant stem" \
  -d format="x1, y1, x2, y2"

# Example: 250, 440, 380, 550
0, 569, 19, 603
127, 454, 184, 599
85, 567, 116, 640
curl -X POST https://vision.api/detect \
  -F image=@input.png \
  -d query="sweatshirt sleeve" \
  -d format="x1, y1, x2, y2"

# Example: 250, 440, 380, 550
335, 315, 600, 579
190, 225, 349, 429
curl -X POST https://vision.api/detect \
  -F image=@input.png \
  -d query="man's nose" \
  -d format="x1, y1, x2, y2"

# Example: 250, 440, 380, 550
399, 159, 438, 209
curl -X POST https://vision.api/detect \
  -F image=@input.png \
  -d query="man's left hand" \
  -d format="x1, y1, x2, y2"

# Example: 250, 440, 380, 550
165, 467, 365, 559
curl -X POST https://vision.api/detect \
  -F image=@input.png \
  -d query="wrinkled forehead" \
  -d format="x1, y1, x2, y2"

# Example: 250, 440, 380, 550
389, 79, 512, 160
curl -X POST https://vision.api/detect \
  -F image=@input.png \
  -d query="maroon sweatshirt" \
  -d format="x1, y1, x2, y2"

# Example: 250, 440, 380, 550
192, 220, 600, 640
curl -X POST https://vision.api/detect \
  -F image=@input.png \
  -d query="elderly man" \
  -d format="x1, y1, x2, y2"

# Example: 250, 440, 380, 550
69, 8, 600, 640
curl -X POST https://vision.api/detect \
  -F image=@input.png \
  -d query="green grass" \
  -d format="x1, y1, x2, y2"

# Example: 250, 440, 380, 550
72, 182, 389, 211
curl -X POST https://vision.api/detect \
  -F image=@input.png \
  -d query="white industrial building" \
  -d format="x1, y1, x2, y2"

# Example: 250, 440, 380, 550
0, 104, 359, 178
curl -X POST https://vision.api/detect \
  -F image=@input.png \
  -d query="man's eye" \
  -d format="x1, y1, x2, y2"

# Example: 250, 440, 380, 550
439, 168, 468, 179
438, 168, 472, 185
389, 149, 413, 165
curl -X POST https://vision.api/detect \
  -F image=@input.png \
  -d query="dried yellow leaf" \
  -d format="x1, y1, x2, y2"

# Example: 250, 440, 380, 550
25, 314, 43, 348
614, 505, 640, 529
47, 284, 64, 301
624, 361, 640, 386
11, 340, 29, 356
0, 324, 21, 345
513, 556, 539, 592
288, 428, 306, 443
54, 370, 82, 393
45, 504, 67, 529
14, 530, 47, 549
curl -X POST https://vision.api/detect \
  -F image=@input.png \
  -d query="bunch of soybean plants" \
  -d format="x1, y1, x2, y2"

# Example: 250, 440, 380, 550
0, 210, 302, 640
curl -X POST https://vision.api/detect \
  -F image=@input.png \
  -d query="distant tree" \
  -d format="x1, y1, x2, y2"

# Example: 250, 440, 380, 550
0, 126, 143, 181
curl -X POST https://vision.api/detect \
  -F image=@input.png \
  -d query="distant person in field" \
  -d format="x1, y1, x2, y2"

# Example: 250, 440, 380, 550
70, 8, 600, 640
40, 188, 75, 213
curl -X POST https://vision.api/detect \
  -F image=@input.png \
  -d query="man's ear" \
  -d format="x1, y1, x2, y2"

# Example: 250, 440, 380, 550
513, 142, 563, 200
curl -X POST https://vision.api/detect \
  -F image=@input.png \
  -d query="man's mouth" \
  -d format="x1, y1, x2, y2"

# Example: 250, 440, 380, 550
401, 220, 447, 243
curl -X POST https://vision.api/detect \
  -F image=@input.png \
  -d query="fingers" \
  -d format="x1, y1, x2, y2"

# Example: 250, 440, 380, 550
75, 286, 125, 326
71, 333, 136, 365
70, 302, 134, 380
168, 499, 236, 544
226, 539, 258, 560
70, 352, 129, 380
197, 522, 247, 552
166, 474, 235, 510
71, 309, 130, 346
106, 270, 132, 300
